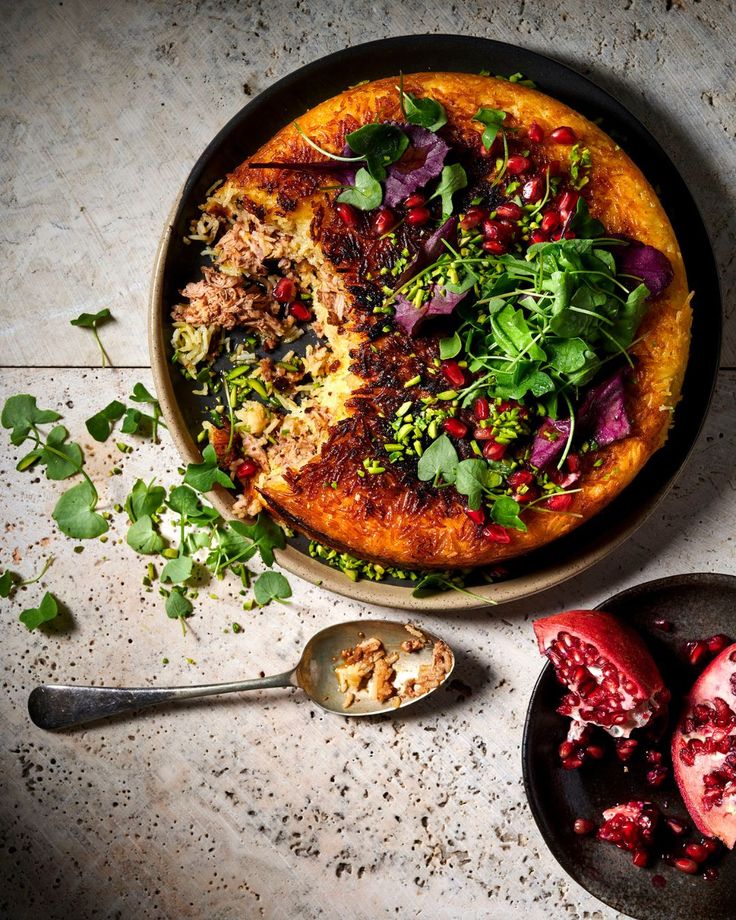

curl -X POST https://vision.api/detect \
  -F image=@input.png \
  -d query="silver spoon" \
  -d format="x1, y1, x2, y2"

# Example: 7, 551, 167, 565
28, 619, 454, 730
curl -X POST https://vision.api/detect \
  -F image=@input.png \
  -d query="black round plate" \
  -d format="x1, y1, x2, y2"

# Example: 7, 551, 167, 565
522, 573, 736, 920
153, 35, 721, 599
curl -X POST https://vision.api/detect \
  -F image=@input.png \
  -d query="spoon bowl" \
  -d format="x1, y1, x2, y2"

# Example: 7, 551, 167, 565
28, 619, 454, 730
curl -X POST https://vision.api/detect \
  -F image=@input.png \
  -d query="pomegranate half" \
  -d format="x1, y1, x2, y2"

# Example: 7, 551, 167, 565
534, 609, 669, 742
672, 642, 736, 848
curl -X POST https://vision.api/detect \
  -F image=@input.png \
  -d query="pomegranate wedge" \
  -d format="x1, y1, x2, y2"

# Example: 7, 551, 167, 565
534, 610, 668, 742
672, 642, 736, 848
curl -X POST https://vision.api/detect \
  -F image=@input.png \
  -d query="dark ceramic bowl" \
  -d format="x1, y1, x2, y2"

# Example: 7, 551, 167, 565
149, 36, 721, 610
523, 573, 736, 920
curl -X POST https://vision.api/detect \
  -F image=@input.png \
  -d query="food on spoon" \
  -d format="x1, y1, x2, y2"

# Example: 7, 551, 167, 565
171, 72, 691, 571
672, 642, 736, 848
534, 609, 669, 765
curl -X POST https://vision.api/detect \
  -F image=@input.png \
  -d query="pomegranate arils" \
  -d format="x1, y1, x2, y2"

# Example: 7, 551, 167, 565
707, 634, 731, 655
550, 125, 577, 144
371, 207, 395, 236
545, 492, 573, 512
522, 176, 544, 203
236, 459, 258, 479
443, 418, 468, 438
573, 818, 595, 836
273, 277, 297, 303
674, 857, 699, 875
482, 239, 507, 255
406, 206, 430, 227
460, 205, 487, 229
403, 193, 425, 208
441, 361, 466, 388
666, 818, 688, 837
290, 302, 311, 322
506, 154, 530, 175
482, 440, 506, 461
508, 469, 533, 489
598, 801, 659, 853
464, 507, 485, 526
684, 842, 709, 863
540, 211, 561, 234
482, 523, 510, 544
616, 738, 639, 763
632, 849, 650, 868
528, 122, 544, 143
335, 202, 359, 228
496, 202, 522, 220
646, 766, 669, 788
685, 640, 709, 667
473, 397, 490, 420
529, 229, 547, 244
557, 189, 580, 216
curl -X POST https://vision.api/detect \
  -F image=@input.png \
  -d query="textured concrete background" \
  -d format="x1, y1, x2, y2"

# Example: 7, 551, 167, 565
0, 1, 734, 918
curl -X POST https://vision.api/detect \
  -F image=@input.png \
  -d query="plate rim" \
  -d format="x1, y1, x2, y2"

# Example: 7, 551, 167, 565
521, 571, 736, 918
148, 34, 721, 611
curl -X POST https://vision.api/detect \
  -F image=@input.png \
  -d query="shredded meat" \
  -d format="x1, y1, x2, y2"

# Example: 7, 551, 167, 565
403, 640, 454, 699
174, 266, 294, 347
216, 214, 284, 276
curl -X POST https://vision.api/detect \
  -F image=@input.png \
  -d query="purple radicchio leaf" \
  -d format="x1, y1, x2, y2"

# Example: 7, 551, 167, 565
530, 417, 572, 469
395, 216, 458, 287
383, 124, 448, 207
612, 238, 674, 298
578, 369, 632, 447
394, 283, 468, 337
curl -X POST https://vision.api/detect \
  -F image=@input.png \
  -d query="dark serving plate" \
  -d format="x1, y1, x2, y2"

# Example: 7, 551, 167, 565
522, 573, 736, 920
149, 35, 721, 610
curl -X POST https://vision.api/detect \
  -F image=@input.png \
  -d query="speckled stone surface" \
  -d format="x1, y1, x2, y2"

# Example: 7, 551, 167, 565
0, 2, 734, 918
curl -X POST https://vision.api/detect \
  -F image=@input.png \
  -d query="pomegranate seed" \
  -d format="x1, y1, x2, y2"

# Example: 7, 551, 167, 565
585, 745, 605, 760
528, 122, 544, 143
443, 418, 468, 438
483, 219, 513, 241
506, 154, 531, 175
460, 205, 488, 229
496, 202, 523, 220
665, 818, 688, 836
514, 487, 538, 504
465, 507, 485, 526
615, 738, 639, 763
540, 211, 561, 234
561, 757, 584, 770
644, 749, 663, 764
529, 230, 547, 244
404, 193, 425, 208
482, 440, 506, 461
703, 867, 719, 881
371, 207, 396, 236
236, 459, 258, 479
545, 492, 573, 512
335, 202, 359, 228
482, 523, 511, 544
707, 634, 730, 654
700, 837, 719, 855
508, 469, 534, 489
684, 843, 709, 863
550, 125, 577, 144
573, 818, 595, 835
273, 277, 297, 303
653, 619, 674, 632
482, 239, 507, 254
557, 189, 580, 216
632, 849, 650, 868
566, 453, 581, 472
646, 766, 669, 787
559, 741, 575, 760
406, 206, 430, 226
674, 857, 699, 875
473, 426, 495, 441
441, 361, 466, 388
686, 640, 709, 667
290, 302, 312, 322
473, 397, 490, 420
522, 176, 544, 202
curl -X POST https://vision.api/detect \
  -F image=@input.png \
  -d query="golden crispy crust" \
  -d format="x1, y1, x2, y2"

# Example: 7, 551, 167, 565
224, 73, 691, 568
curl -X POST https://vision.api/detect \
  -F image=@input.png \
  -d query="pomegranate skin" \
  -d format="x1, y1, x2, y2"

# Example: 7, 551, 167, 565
534, 609, 668, 738
672, 642, 736, 849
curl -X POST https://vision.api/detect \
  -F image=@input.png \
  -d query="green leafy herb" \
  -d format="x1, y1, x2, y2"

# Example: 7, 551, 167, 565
85, 400, 126, 442
125, 478, 166, 522
336, 167, 383, 211
161, 556, 193, 584
416, 434, 459, 484
70, 308, 113, 367
126, 515, 167, 555
52, 480, 108, 539
345, 123, 409, 182
398, 84, 447, 132
0, 557, 55, 599
120, 383, 165, 443
439, 331, 462, 360
453, 458, 490, 510
183, 444, 234, 492
0, 570, 16, 597
490, 496, 527, 532
428, 163, 468, 219
411, 573, 494, 603
167, 485, 220, 526
253, 571, 292, 606
472, 108, 507, 150
1, 395, 60, 446
19, 591, 59, 631
230, 514, 286, 566
40, 426, 84, 480
165, 587, 193, 620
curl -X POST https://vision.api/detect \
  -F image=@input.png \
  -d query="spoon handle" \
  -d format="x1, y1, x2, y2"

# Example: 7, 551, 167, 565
28, 670, 297, 731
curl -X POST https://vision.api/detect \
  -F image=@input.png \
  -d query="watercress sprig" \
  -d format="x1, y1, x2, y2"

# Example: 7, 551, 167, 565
70, 309, 113, 367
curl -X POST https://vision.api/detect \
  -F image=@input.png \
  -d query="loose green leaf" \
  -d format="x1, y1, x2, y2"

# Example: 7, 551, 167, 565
19, 591, 59, 631
231, 514, 287, 566
453, 459, 489, 510
53, 480, 108, 539
570, 197, 604, 238
126, 515, 166, 555
85, 400, 126, 442
16, 449, 43, 472
129, 382, 157, 405
546, 338, 591, 374
345, 123, 409, 181
428, 163, 468, 219
1, 394, 61, 445
161, 556, 194, 584
69, 308, 112, 329
0, 570, 15, 597
400, 90, 447, 132
439, 331, 462, 360
416, 435, 459, 483
168, 485, 220, 525
336, 167, 383, 211
491, 496, 527, 532
125, 478, 166, 522
165, 587, 193, 620
253, 571, 292, 606
183, 444, 234, 492
40, 426, 83, 480
472, 107, 507, 150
